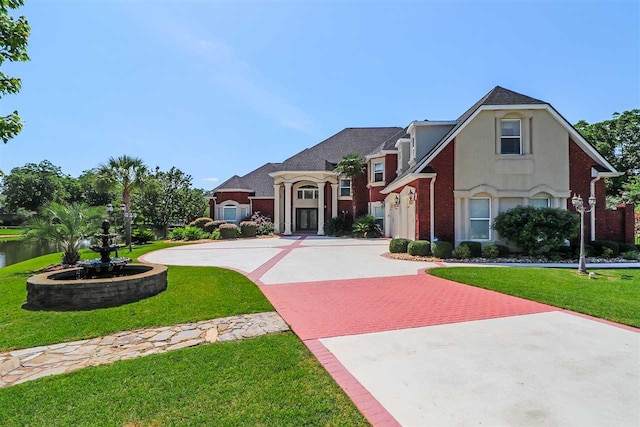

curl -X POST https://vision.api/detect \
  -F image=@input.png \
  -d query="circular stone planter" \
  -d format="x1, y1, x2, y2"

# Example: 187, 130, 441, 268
25, 264, 168, 311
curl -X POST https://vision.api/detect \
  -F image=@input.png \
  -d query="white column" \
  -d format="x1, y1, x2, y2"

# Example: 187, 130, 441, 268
284, 182, 292, 235
273, 184, 280, 234
317, 182, 325, 235
331, 183, 338, 218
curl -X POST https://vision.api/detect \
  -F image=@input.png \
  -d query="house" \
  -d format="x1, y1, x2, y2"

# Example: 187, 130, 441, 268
211, 86, 636, 244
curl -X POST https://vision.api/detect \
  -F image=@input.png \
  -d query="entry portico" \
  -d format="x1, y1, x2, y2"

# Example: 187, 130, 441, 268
271, 171, 339, 235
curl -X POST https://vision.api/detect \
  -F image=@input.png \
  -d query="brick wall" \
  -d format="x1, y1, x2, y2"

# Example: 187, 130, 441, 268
411, 179, 431, 240
598, 203, 636, 244
428, 141, 455, 243
385, 154, 398, 183
214, 191, 251, 204
251, 199, 275, 221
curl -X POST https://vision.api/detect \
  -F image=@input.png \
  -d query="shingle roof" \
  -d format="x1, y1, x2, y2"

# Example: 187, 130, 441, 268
214, 163, 281, 197
367, 127, 408, 156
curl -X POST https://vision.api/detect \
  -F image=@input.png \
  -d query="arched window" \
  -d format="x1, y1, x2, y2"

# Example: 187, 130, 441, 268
297, 185, 318, 200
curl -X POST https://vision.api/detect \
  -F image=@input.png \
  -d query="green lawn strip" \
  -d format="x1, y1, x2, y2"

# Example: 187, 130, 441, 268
0, 228, 26, 236
0, 333, 368, 426
0, 242, 273, 351
429, 267, 640, 328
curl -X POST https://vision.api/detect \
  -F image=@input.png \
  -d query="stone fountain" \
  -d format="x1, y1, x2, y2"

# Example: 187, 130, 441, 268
25, 219, 167, 311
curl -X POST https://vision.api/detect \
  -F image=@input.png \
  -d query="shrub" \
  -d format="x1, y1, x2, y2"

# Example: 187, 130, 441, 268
250, 212, 274, 236
618, 243, 637, 254
169, 227, 186, 240
573, 244, 596, 257
132, 228, 155, 244
452, 244, 472, 259
240, 221, 258, 238
495, 244, 510, 257
189, 217, 213, 230
352, 215, 382, 238
431, 241, 453, 259
590, 240, 620, 257
482, 243, 500, 259
545, 246, 573, 261
602, 247, 614, 258
211, 230, 221, 240
219, 223, 239, 240
184, 227, 205, 241
459, 241, 481, 257
621, 250, 639, 260
389, 238, 411, 253
203, 220, 226, 233
493, 206, 579, 255
324, 216, 352, 236
408, 240, 430, 256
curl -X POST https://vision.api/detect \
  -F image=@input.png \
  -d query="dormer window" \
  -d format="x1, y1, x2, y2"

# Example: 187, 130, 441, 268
373, 161, 384, 182
500, 119, 521, 154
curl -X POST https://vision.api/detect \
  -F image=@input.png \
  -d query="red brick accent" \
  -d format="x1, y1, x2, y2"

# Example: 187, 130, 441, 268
427, 141, 455, 243
214, 191, 250, 204
353, 174, 369, 217
368, 185, 386, 203
251, 198, 274, 221
209, 198, 215, 219
599, 203, 637, 243
385, 153, 398, 183
406, 179, 431, 240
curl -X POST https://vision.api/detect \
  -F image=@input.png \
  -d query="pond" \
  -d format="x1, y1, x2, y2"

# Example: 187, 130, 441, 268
0, 239, 60, 269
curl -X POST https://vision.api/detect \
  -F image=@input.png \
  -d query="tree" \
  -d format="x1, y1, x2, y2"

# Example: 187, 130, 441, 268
96, 155, 148, 246
334, 152, 366, 219
575, 110, 640, 196
2, 160, 70, 212
25, 202, 103, 265
1, 0, 30, 144
76, 169, 116, 207
133, 167, 206, 237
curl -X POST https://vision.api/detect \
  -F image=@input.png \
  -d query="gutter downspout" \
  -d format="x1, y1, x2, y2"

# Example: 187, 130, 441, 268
589, 175, 601, 241
430, 175, 437, 243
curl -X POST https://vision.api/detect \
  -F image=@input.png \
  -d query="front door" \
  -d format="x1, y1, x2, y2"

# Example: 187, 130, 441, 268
296, 208, 318, 232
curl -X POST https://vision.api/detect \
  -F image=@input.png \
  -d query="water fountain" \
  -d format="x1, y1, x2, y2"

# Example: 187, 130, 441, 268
25, 220, 167, 310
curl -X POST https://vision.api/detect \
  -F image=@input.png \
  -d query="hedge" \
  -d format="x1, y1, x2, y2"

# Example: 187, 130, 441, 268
189, 217, 213, 230
590, 240, 620, 257
204, 220, 226, 233
240, 221, 258, 238
459, 241, 481, 257
219, 223, 239, 240
389, 238, 411, 253
408, 240, 430, 256
431, 241, 453, 259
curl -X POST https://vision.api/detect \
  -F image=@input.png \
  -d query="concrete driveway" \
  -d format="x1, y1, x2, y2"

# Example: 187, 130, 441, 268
142, 236, 640, 427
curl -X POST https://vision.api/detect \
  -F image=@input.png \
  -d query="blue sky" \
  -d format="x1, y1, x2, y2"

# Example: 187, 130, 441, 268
0, 0, 638, 189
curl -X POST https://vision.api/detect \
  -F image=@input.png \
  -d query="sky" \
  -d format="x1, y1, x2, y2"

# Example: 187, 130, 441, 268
0, 0, 638, 190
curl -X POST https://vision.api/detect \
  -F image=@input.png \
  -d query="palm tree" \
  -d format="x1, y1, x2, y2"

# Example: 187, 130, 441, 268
96, 155, 148, 246
26, 202, 103, 265
334, 152, 366, 220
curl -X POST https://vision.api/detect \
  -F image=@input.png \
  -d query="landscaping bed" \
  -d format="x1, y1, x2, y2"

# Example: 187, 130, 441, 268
388, 252, 640, 264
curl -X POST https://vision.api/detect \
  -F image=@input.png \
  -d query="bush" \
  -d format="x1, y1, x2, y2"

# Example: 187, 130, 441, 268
203, 220, 226, 233
573, 244, 596, 257
493, 206, 579, 255
352, 215, 382, 238
621, 251, 639, 260
618, 243, 637, 254
189, 217, 213, 230
250, 212, 274, 236
169, 227, 186, 240
452, 244, 472, 259
431, 241, 453, 259
132, 228, 155, 244
590, 240, 620, 257
545, 246, 573, 261
219, 223, 239, 240
240, 221, 258, 238
324, 216, 352, 236
184, 227, 205, 241
211, 230, 221, 240
459, 241, 481, 257
408, 240, 430, 256
482, 243, 500, 259
389, 238, 411, 253
494, 244, 510, 257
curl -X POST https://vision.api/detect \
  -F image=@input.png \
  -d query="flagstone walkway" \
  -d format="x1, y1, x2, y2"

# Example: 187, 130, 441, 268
0, 311, 288, 388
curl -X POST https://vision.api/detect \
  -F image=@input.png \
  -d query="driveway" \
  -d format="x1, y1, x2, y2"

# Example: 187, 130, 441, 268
143, 237, 640, 427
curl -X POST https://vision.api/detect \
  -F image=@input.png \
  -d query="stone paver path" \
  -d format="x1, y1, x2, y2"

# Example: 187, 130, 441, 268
0, 312, 288, 388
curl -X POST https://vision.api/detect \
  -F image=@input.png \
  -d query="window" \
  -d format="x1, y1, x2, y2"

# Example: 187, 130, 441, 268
339, 179, 351, 197
297, 185, 318, 200
469, 198, 491, 240
373, 161, 384, 182
529, 198, 550, 208
373, 205, 384, 227
223, 205, 237, 222
500, 119, 521, 154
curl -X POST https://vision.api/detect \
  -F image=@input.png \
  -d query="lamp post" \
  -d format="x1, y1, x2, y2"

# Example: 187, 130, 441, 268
105, 203, 116, 241
121, 203, 136, 252
571, 194, 596, 274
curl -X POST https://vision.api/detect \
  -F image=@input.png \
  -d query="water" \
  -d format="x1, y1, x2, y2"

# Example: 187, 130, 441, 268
0, 239, 90, 269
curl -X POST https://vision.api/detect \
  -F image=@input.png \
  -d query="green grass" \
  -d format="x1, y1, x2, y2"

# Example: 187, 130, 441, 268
0, 228, 26, 236
0, 243, 273, 351
429, 267, 640, 327
0, 333, 368, 426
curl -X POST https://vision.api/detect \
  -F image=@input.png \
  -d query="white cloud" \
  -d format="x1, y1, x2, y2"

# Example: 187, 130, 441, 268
202, 177, 219, 183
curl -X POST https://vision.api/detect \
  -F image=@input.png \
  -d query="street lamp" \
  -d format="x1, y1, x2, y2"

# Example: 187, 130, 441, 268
106, 203, 118, 243
120, 203, 134, 252
571, 194, 596, 274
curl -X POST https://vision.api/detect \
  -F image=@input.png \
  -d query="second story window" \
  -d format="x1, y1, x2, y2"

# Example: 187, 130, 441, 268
500, 119, 521, 155
297, 185, 318, 199
373, 161, 384, 182
339, 179, 351, 197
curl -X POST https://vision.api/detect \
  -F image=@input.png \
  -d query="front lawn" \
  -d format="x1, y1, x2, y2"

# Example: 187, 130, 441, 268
0, 243, 273, 351
429, 267, 640, 328
0, 228, 25, 236
0, 333, 368, 426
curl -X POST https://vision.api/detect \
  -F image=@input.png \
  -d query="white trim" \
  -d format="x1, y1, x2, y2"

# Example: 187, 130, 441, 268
394, 138, 411, 149
469, 197, 492, 241
248, 196, 274, 200
215, 188, 253, 193
381, 173, 437, 195
338, 178, 352, 199
372, 160, 385, 183
430, 175, 436, 243
407, 120, 458, 134
499, 118, 522, 155
415, 104, 620, 175
365, 150, 398, 160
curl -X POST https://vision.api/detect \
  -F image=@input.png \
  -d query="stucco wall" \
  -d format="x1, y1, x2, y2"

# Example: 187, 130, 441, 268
414, 124, 455, 164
